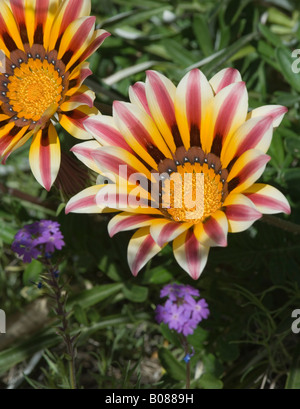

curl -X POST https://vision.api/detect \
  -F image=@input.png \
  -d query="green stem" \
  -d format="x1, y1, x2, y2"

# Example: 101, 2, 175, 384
260, 215, 300, 234
183, 338, 190, 389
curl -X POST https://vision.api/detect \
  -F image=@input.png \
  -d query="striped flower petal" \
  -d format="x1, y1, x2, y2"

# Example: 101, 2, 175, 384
173, 229, 209, 280
95, 184, 160, 214
224, 193, 262, 232
243, 183, 291, 215
175, 69, 214, 150
129, 81, 152, 117
48, 0, 91, 51
108, 212, 155, 237
202, 81, 248, 155
113, 100, 172, 169
145, 70, 178, 152
29, 122, 61, 191
59, 106, 99, 140
65, 184, 116, 214
57, 16, 96, 71
0, 125, 29, 161
247, 105, 288, 128
209, 68, 242, 94
221, 115, 273, 168
84, 115, 132, 152
227, 149, 271, 194
0, 1, 25, 54
91, 145, 152, 183
71, 140, 103, 174
72, 29, 110, 66
150, 219, 193, 247
60, 85, 95, 111
194, 210, 228, 247
128, 227, 163, 276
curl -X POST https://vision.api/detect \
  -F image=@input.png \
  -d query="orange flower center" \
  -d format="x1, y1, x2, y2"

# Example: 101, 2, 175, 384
158, 147, 228, 224
7, 59, 63, 122
161, 162, 223, 224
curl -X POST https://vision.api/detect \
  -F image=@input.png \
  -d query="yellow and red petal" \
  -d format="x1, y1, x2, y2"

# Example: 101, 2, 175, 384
59, 105, 98, 140
145, 70, 178, 152
73, 29, 110, 67
71, 140, 103, 174
60, 85, 95, 111
0, 123, 29, 160
128, 227, 163, 276
22, 0, 59, 47
84, 115, 132, 152
48, 0, 91, 51
57, 16, 95, 71
247, 105, 287, 128
209, 67, 242, 94
0, 1, 25, 54
221, 116, 273, 168
150, 219, 193, 248
108, 212, 155, 237
175, 68, 213, 150
243, 183, 291, 215
173, 229, 209, 280
95, 184, 160, 214
113, 100, 172, 169
202, 81, 248, 155
194, 210, 228, 247
129, 81, 152, 117
29, 123, 60, 191
66, 61, 92, 95
91, 145, 152, 182
224, 193, 262, 232
65, 184, 114, 214
227, 149, 270, 194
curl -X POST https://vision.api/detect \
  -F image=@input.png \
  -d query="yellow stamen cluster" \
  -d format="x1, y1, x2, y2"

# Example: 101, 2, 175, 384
162, 162, 223, 223
7, 59, 63, 121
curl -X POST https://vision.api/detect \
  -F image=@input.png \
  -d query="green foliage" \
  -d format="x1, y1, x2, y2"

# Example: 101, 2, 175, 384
1, 0, 300, 389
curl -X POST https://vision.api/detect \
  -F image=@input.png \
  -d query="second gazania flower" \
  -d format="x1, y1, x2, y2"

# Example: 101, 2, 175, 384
66, 68, 290, 279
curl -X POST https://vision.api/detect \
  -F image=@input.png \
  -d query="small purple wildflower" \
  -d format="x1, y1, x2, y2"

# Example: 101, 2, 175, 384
155, 283, 209, 336
12, 220, 65, 263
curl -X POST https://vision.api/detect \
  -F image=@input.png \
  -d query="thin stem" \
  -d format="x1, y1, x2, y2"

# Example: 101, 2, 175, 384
260, 215, 300, 234
44, 259, 77, 389
183, 338, 191, 389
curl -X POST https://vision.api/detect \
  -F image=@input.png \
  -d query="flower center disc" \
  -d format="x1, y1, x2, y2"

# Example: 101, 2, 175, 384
161, 162, 223, 223
7, 59, 63, 121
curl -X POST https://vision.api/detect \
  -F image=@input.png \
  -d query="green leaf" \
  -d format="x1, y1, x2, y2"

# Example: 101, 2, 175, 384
67, 283, 123, 311
198, 373, 223, 389
275, 47, 300, 92
158, 347, 186, 381
161, 39, 196, 68
258, 23, 282, 47
187, 327, 209, 349
192, 15, 214, 57
285, 344, 300, 389
122, 283, 148, 303
23, 259, 43, 286
159, 323, 182, 348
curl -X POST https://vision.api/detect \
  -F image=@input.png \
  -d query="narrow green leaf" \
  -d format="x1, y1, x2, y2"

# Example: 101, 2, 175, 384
192, 15, 214, 57
122, 283, 148, 303
198, 373, 223, 389
158, 347, 186, 381
23, 259, 43, 286
276, 47, 300, 92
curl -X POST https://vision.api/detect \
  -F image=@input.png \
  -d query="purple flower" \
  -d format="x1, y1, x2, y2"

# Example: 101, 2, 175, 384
12, 220, 65, 262
156, 283, 209, 336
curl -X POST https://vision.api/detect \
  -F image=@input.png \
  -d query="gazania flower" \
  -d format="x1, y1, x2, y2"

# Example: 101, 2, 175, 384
66, 68, 291, 279
0, 0, 109, 190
